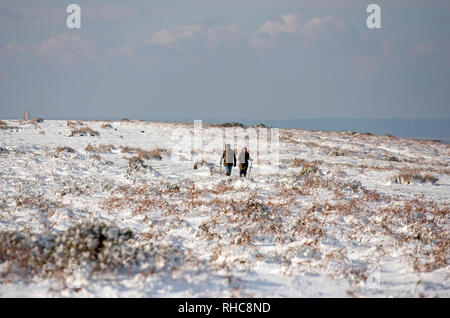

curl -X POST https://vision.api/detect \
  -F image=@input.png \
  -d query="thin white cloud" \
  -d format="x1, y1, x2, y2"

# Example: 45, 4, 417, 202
298, 16, 346, 38
205, 24, 240, 42
257, 14, 347, 39
147, 25, 201, 45
258, 14, 301, 37
250, 14, 349, 51
147, 24, 240, 46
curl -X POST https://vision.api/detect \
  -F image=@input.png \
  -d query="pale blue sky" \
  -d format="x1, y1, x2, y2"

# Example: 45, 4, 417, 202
0, 0, 449, 120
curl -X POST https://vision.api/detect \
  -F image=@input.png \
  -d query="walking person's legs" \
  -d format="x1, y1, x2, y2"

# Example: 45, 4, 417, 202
225, 164, 232, 176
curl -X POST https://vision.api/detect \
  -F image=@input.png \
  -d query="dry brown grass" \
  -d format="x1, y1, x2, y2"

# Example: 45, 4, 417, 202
96, 167, 447, 278
291, 158, 307, 167
55, 146, 76, 154
300, 161, 320, 176
15, 195, 64, 214
101, 185, 172, 216
69, 127, 100, 137
0, 120, 17, 130
85, 144, 115, 153
90, 153, 101, 161
101, 123, 113, 129
66, 120, 77, 128
148, 148, 163, 160
120, 146, 168, 160
391, 169, 438, 184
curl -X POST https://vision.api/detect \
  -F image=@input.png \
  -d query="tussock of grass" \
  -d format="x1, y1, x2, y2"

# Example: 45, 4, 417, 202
90, 153, 101, 161
300, 161, 320, 177
85, 144, 115, 153
70, 127, 100, 137
66, 120, 77, 128
391, 170, 438, 185
121, 146, 168, 160
386, 155, 400, 162
329, 150, 345, 157
56, 146, 76, 153
0, 120, 18, 130
291, 158, 306, 167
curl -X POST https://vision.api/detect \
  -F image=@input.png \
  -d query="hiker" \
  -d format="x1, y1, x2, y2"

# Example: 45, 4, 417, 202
220, 144, 236, 176
237, 147, 252, 177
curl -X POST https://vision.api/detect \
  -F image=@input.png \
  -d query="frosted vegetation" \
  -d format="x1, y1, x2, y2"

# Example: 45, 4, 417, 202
0, 119, 448, 297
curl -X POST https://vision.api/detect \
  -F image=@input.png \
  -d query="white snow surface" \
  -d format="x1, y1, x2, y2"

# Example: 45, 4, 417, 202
0, 119, 448, 297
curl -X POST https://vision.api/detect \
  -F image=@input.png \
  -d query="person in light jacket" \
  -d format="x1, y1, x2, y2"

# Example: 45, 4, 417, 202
220, 144, 236, 176
237, 147, 252, 177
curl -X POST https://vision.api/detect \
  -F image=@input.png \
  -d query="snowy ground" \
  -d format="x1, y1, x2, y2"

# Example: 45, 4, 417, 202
0, 119, 448, 297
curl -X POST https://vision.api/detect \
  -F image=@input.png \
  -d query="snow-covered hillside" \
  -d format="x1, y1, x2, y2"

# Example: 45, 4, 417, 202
0, 119, 448, 297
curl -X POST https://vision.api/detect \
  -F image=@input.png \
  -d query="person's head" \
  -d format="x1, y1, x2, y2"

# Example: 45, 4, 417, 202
243, 147, 248, 153
226, 144, 231, 150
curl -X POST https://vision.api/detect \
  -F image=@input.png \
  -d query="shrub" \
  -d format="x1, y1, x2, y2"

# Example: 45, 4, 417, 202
291, 158, 306, 167
148, 148, 163, 160
85, 144, 95, 152
121, 146, 168, 160
386, 155, 400, 162
213, 121, 245, 128
101, 123, 113, 129
90, 153, 101, 161
128, 156, 148, 174
0, 222, 183, 278
329, 150, 345, 156
69, 127, 100, 137
56, 146, 76, 154
300, 162, 320, 177
0, 120, 14, 130
85, 144, 115, 153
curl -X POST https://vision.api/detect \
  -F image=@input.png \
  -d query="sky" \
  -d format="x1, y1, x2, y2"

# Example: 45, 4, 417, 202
0, 0, 449, 121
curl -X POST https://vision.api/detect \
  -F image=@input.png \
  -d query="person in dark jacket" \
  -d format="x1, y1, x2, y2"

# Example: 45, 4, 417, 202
220, 144, 236, 176
237, 147, 252, 177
